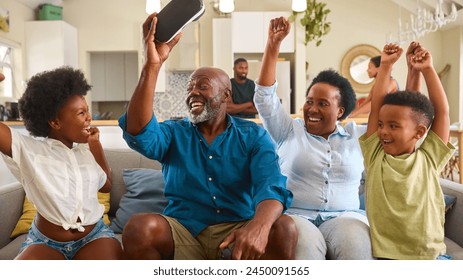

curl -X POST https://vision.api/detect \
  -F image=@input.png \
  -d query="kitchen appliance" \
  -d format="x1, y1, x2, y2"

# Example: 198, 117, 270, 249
5, 102, 19, 120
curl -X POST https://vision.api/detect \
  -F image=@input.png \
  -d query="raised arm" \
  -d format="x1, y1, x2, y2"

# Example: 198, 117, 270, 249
411, 47, 450, 143
366, 44, 403, 137
405, 41, 422, 92
126, 14, 181, 135
258, 17, 290, 86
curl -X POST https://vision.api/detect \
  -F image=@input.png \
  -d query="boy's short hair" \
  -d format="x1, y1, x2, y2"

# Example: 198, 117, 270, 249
307, 69, 356, 120
383, 91, 434, 127
19, 67, 92, 137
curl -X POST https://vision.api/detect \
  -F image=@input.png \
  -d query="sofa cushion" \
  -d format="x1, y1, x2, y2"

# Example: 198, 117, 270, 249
0, 234, 26, 260
444, 194, 457, 213
444, 237, 463, 260
103, 149, 162, 217
109, 168, 168, 233
10, 197, 35, 238
10, 193, 111, 238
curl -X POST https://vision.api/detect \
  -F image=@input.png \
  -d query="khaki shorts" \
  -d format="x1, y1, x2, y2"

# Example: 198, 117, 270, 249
162, 215, 250, 260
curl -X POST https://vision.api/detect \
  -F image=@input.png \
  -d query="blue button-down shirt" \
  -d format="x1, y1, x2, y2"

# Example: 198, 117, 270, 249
119, 114, 292, 236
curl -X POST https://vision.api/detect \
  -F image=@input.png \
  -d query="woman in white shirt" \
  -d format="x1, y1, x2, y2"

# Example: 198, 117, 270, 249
254, 17, 373, 259
0, 67, 122, 260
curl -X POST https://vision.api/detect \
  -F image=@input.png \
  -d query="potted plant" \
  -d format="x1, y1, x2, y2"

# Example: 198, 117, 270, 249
289, 0, 331, 46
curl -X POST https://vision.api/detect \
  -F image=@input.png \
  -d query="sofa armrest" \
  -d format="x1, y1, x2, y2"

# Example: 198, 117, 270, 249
440, 178, 463, 247
0, 182, 25, 249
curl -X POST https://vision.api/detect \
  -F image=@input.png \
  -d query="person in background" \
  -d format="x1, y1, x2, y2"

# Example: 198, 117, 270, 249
226, 58, 258, 118
360, 42, 454, 259
349, 55, 399, 117
119, 13, 296, 260
0, 67, 122, 260
254, 16, 373, 260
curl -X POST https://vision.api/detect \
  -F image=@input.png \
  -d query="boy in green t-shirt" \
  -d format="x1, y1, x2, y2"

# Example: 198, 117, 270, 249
359, 42, 455, 259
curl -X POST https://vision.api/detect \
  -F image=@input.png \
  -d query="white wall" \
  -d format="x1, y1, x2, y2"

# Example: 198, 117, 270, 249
1, 0, 462, 122
0, 0, 35, 100
442, 26, 463, 124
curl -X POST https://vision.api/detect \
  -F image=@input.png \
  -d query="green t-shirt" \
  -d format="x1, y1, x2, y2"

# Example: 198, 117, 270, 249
359, 131, 455, 259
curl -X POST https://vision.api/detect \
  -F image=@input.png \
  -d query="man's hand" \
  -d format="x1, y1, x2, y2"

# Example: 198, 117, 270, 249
219, 220, 270, 260
143, 13, 182, 67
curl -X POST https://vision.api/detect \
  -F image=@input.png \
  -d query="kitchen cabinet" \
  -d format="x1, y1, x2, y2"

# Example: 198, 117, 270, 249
248, 60, 291, 113
167, 22, 199, 71
232, 12, 295, 53
25, 21, 78, 78
90, 52, 138, 101
212, 18, 233, 77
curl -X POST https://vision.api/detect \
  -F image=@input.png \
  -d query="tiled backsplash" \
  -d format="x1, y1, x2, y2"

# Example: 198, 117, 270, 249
154, 71, 192, 121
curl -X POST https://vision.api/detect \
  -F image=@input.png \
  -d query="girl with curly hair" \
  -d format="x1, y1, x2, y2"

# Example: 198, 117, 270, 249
0, 67, 122, 259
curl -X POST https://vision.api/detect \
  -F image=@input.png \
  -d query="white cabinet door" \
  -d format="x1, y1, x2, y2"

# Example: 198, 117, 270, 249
105, 53, 125, 101
232, 12, 294, 53
25, 21, 78, 78
124, 52, 138, 100
90, 52, 138, 101
232, 12, 265, 53
167, 22, 199, 71
90, 53, 106, 101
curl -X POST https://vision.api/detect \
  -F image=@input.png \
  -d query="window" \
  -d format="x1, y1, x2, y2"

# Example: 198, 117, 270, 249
0, 44, 13, 98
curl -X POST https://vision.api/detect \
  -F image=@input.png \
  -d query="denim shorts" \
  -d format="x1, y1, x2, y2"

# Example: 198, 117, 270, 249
19, 218, 118, 260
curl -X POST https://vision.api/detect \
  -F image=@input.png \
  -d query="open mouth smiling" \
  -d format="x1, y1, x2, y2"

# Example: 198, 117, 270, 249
189, 100, 205, 113
308, 116, 322, 122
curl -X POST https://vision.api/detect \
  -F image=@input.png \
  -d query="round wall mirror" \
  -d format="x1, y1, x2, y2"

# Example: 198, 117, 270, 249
340, 44, 381, 93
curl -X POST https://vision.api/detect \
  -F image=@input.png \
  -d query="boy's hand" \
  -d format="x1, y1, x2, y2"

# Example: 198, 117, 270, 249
406, 41, 421, 69
267, 17, 290, 46
381, 43, 403, 66
410, 48, 432, 72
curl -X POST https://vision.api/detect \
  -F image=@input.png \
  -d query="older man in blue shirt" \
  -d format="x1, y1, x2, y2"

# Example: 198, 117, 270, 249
119, 13, 295, 260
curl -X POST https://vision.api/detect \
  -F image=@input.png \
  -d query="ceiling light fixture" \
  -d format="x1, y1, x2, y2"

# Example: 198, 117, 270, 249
292, 0, 307, 12
219, 0, 234, 13
146, 0, 161, 14
391, 0, 458, 44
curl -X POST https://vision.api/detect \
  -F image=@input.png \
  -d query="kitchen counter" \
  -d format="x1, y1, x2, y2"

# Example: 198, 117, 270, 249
2, 115, 369, 127
2, 120, 120, 126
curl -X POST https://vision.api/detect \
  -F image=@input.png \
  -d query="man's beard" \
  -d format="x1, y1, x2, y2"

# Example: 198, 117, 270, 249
188, 98, 221, 124
238, 74, 247, 81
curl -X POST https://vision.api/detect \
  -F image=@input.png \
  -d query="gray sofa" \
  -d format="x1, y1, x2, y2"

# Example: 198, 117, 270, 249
1, 148, 462, 259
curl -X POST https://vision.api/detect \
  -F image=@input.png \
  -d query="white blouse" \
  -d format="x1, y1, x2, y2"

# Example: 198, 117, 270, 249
1, 129, 107, 232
